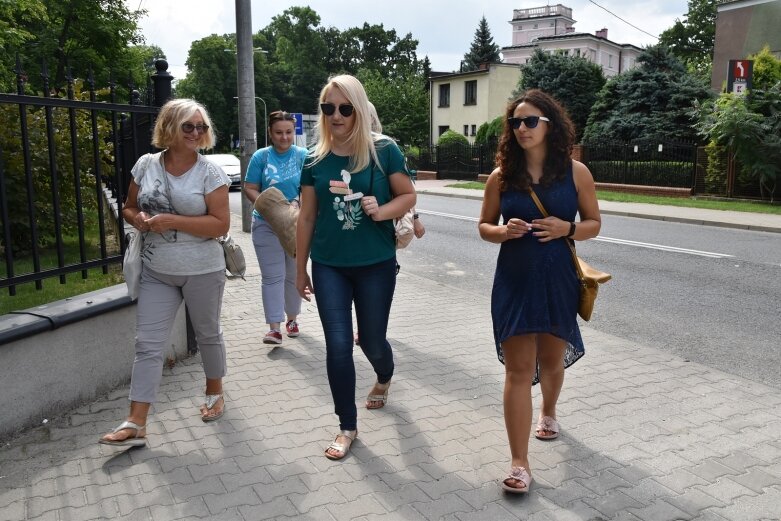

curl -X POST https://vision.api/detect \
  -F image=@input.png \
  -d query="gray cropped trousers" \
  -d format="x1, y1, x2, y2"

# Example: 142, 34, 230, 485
129, 266, 227, 404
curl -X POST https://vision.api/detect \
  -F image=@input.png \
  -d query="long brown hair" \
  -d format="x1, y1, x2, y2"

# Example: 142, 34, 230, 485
495, 89, 575, 192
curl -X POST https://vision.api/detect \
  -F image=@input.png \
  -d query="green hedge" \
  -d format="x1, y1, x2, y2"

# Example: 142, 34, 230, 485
588, 160, 694, 188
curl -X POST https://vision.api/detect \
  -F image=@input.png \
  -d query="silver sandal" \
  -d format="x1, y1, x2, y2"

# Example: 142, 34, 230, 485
325, 430, 357, 460
99, 420, 147, 447
366, 380, 391, 409
202, 393, 225, 423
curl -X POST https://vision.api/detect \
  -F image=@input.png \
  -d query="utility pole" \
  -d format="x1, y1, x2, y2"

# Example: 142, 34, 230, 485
235, 0, 256, 233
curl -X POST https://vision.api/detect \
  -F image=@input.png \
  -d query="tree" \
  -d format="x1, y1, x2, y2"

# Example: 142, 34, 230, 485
6, 0, 146, 94
748, 45, 781, 91
513, 49, 605, 141
582, 45, 713, 143
262, 6, 329, 113
658, 0, 717, 78
358, 67, 428, 146
0, 0, 47, 91
462, 16, 500, 71
694, 83, 781, 201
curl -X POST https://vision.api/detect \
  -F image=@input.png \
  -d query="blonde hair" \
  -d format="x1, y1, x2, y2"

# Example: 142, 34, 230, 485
152, 98, 216, 150
311, 74, 381, 173
367, 101, 383, 133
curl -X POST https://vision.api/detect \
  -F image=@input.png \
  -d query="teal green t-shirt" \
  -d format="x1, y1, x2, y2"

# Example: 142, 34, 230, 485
301, 138, 410, 267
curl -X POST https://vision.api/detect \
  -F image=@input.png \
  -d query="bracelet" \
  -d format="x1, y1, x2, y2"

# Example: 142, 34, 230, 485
413, 213, 419, 219
566, 222, 576, 238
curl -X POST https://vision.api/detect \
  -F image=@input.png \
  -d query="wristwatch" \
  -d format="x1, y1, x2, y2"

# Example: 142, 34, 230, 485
566, 222, 576, 238
413, 213, 419, 219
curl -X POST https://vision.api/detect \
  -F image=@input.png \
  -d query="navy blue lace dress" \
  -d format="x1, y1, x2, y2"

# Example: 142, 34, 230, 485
491, 166, 584, 384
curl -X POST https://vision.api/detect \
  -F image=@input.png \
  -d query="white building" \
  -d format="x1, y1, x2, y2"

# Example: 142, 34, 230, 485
500, 4, 642, 77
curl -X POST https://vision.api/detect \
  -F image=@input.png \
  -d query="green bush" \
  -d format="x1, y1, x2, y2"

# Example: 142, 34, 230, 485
475, 116, 503, 144
437, 129, 469, 146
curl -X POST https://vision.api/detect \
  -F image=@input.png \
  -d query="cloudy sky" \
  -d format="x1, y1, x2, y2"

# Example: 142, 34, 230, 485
131, 0, 689, 80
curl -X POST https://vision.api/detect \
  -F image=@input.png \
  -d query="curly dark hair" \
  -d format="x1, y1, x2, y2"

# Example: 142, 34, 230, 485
495, 89, 576, 192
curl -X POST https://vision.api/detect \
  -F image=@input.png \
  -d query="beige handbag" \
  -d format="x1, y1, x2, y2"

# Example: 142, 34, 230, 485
254, 186, 299, 257
529, 188, 611, 321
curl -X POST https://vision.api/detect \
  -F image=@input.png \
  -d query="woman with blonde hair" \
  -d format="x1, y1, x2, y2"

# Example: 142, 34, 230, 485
100, 98, 231, 446
296, 75, 416, 460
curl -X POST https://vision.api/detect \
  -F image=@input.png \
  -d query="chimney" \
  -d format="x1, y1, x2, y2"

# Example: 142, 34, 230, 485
595, 28, 608, 39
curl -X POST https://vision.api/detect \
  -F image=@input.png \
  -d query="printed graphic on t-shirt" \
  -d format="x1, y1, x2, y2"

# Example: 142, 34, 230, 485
330, 169, 364, 230
264, 152, 300, 187
138, 176, 177, 243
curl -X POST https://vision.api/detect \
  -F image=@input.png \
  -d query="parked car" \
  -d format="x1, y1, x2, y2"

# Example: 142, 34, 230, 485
205, 154, 242, 190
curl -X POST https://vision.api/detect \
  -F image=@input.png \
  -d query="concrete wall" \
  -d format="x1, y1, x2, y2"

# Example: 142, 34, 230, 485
0, 285, 189, 440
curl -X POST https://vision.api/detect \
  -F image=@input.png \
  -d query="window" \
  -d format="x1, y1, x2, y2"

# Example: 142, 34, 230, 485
438, 84, 450, 107
608, 54, 613, 68
463, 125, 469, 136
464, 80, 477, 105
438, 125, 449, 137
471, 125, 476, 136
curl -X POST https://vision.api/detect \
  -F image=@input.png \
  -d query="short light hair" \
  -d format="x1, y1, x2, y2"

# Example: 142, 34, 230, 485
152, 98, 216, 150
311, 74, 381, 173
367, 101, 383, 133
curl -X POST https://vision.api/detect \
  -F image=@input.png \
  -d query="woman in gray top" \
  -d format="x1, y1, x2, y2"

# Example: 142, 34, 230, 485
100, 99, 231, 446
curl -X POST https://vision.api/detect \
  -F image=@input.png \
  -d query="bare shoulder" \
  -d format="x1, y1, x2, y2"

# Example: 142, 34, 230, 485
571, 159, 594, 186
485, 167, 502, 188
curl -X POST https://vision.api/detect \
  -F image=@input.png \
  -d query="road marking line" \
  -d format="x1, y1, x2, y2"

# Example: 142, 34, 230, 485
417, 210, 734, 259
594, 237, 733, 258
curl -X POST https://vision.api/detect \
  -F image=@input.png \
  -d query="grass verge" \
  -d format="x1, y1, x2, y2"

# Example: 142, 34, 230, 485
444, 182, 781, 215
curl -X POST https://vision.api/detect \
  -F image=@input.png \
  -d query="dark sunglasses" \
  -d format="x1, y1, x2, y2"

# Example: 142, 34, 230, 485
508, 115, 550, 129
320, 103, 354, 117
181, 122, 210, 134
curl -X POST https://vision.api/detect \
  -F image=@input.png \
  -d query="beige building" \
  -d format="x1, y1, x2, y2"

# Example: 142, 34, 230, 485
500, 4, 642, 77
711, 0, 781, 91
429, 63, 521, 144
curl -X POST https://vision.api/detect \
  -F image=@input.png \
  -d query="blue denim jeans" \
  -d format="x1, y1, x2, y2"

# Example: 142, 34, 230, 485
312, 257, 397, 431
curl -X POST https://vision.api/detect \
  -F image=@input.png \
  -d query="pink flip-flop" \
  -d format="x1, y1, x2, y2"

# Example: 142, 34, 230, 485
501, 466, 532, 493
535, 415, 559, 440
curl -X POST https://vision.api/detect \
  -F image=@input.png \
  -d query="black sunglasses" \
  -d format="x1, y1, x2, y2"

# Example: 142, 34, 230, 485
320, 103, 354, 117
508, 115, 550, 129
181, 122, 210, 134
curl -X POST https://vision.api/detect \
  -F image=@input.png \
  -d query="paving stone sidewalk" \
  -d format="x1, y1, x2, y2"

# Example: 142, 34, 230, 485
1, 218, 780, 520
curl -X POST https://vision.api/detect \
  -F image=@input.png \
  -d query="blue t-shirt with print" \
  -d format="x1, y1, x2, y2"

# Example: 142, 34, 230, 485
300, 138, 410, 267
245, 145, 307, 219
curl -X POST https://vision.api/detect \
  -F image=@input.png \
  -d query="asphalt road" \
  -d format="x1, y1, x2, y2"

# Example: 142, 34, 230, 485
402, 194, 781, 390
230, 191, 781, 389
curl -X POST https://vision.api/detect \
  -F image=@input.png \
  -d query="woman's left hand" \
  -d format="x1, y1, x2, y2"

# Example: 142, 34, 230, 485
144, 213, 175, 233
361, 196, 381, 220
531, 217, 569, 243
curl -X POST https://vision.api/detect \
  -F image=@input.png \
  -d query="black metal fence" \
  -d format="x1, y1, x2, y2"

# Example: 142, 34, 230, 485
409, 140, 498, 180
581, 139, 698, 188
0, 58, 172, 296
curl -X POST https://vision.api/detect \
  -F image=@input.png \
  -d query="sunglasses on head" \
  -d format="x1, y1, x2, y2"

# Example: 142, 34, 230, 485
508, 115, 550, 129
181, 122, 210, 134
320, 103, 354, 117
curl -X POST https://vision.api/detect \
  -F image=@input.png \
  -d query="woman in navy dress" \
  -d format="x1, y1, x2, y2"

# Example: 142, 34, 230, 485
478, 90, 602, 493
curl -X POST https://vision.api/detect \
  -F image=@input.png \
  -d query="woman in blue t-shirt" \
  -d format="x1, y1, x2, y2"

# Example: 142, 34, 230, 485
296, 75, 416, 460
244, 111, 307, 345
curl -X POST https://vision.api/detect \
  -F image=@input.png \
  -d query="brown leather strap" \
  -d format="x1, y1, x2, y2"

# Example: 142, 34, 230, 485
528, 188, 583, 280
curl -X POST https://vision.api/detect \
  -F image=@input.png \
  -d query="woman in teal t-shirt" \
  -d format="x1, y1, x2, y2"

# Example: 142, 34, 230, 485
296, 74, 416, 460
244, 111, 307, 345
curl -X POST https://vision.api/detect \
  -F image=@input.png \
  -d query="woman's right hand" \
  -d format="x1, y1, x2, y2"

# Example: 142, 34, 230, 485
296, 272, 314, 302
133, 211, 150, 232
505, 218, 532, 240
